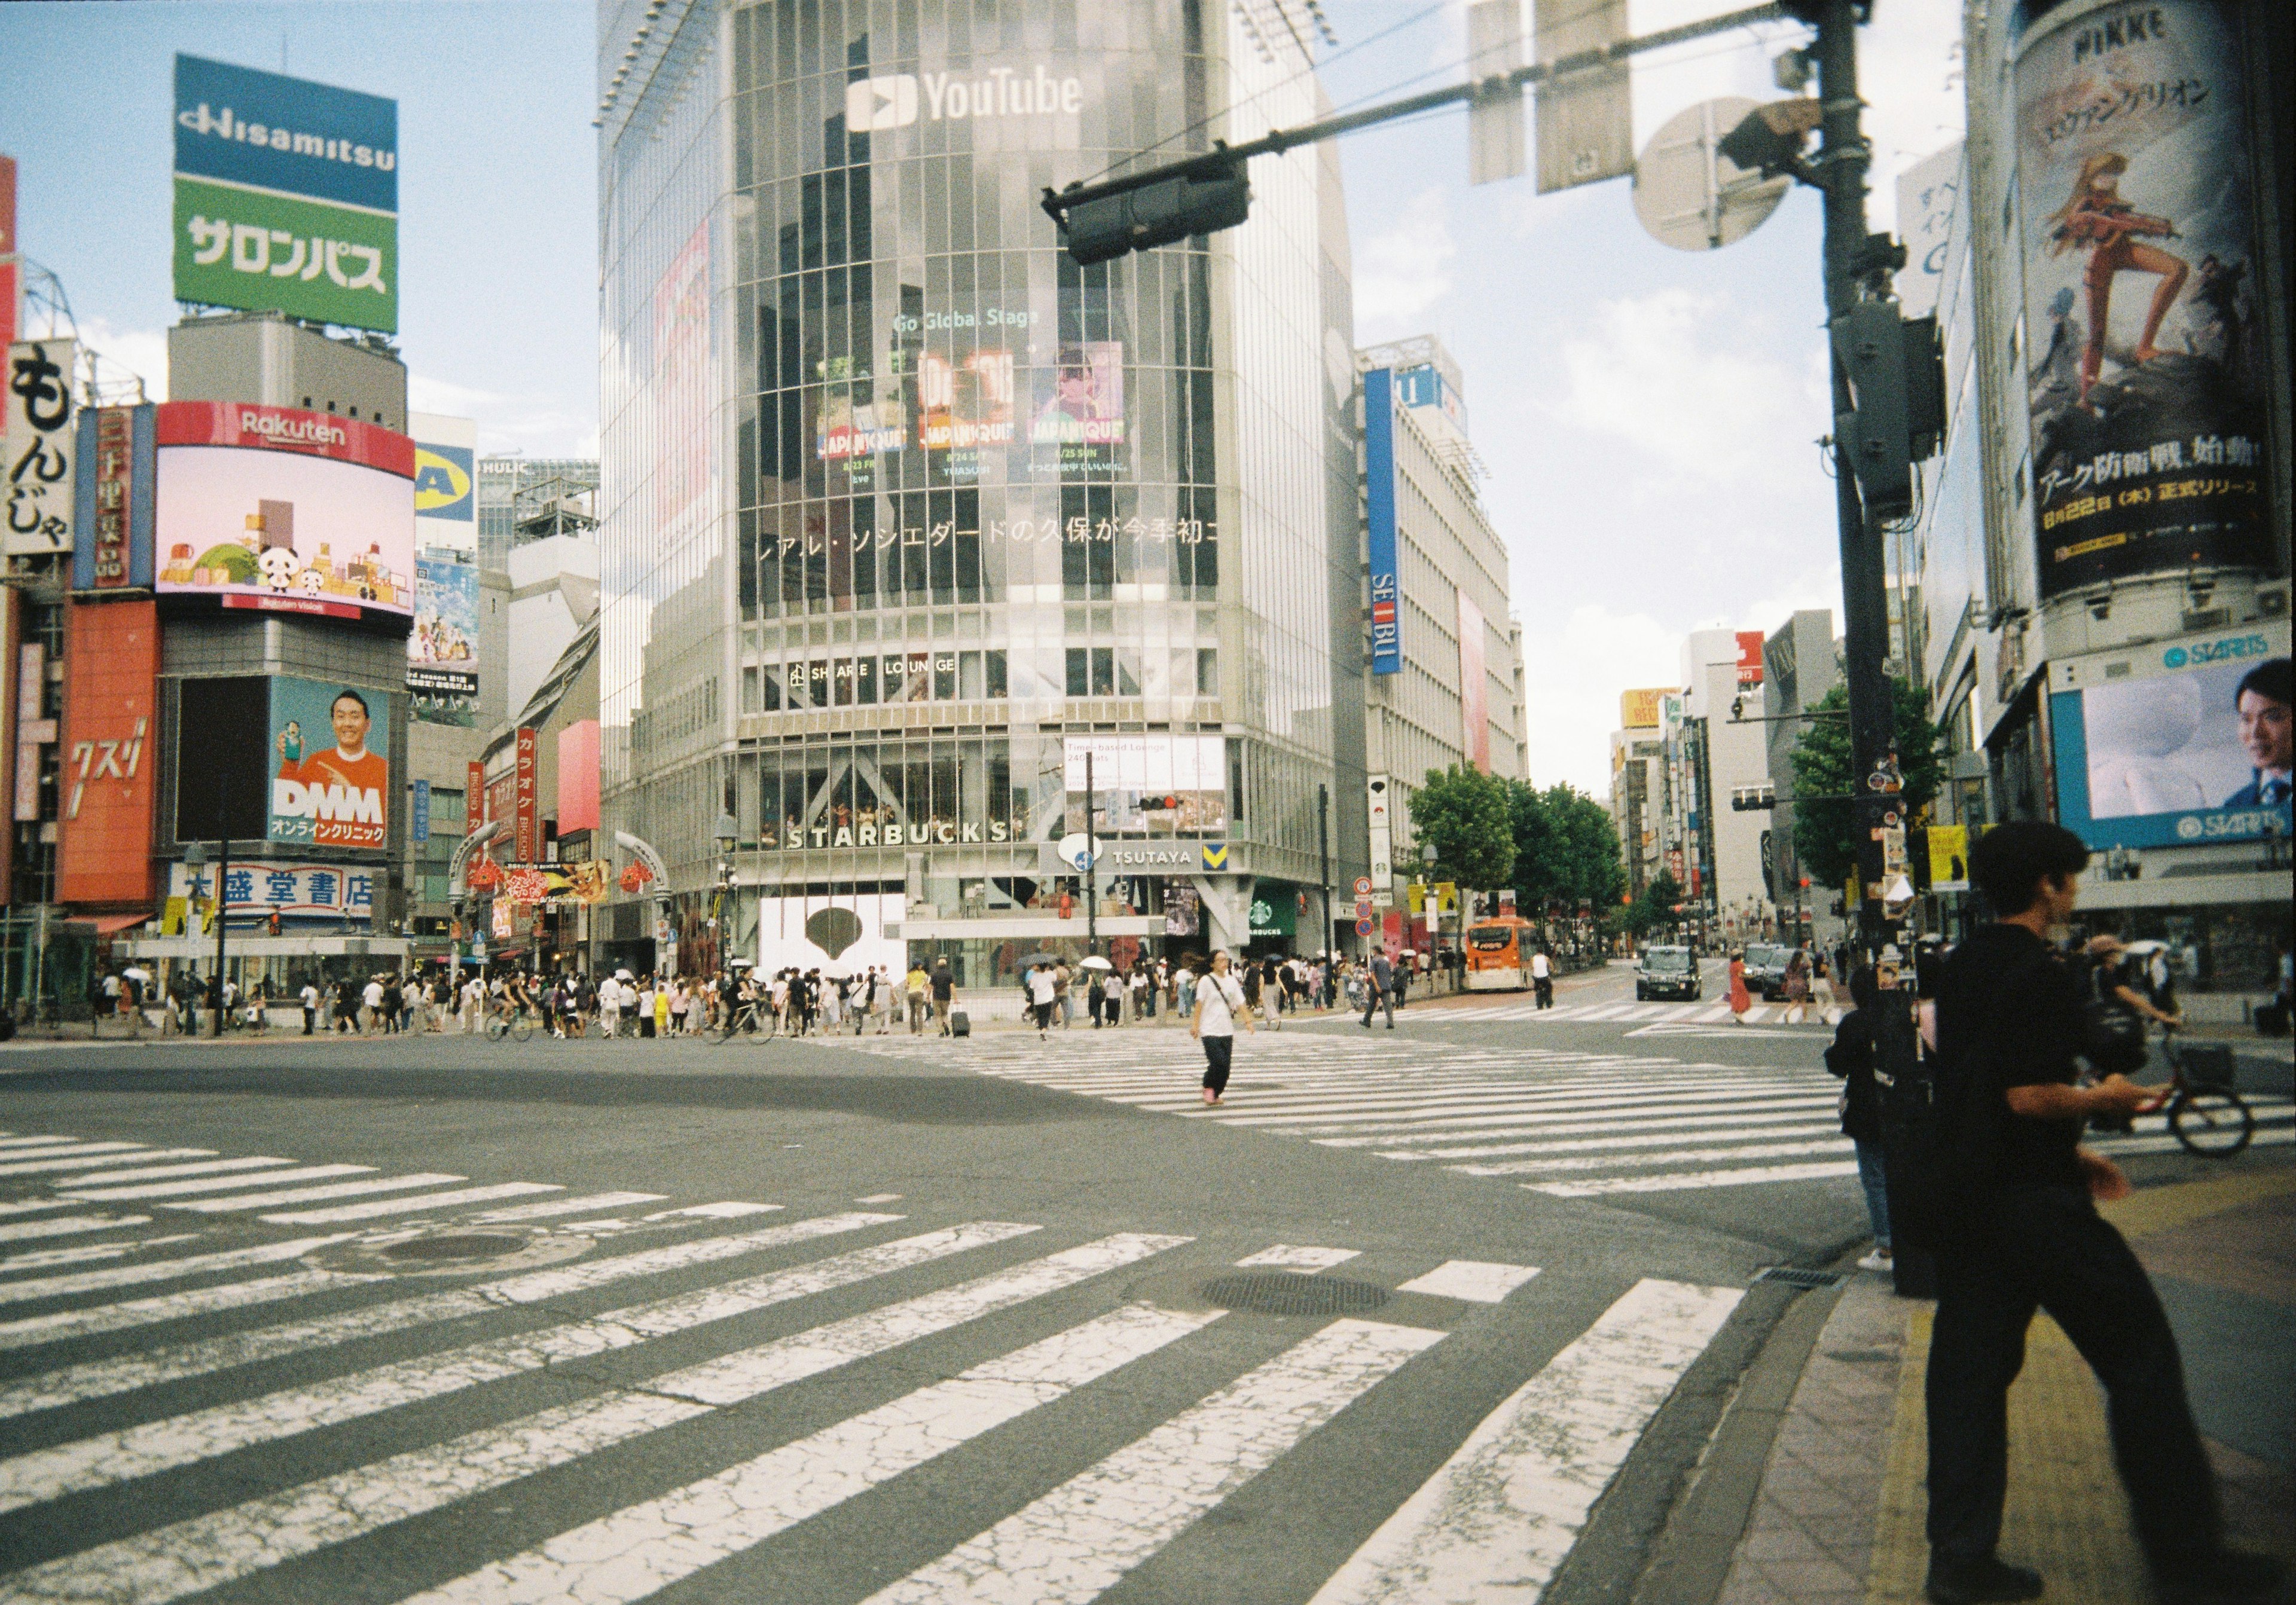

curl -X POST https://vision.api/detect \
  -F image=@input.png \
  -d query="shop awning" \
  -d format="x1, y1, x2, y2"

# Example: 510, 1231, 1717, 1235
62, 914, 151, 937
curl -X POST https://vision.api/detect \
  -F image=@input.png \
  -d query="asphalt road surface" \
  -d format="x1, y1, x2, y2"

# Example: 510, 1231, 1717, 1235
1, 964, 2286, 1605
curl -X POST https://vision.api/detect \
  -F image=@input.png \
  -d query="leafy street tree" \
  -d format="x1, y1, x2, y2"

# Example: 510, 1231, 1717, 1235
1410, 764, 1518, 892
1507, 780, 1626, 914
1785, 678, 1945, 887
1609, 870, 1686, 938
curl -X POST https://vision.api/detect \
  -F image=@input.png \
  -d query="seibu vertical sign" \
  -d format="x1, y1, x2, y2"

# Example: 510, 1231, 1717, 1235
1363, 368, 1402, 675
56, 599, 161, 905
514, 727, 538, 862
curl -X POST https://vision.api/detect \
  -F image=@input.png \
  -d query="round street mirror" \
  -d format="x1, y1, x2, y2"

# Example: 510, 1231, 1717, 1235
1632, 96, 1791, 252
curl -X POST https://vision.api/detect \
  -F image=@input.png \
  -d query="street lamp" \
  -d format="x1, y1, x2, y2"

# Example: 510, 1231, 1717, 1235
713, 812, 740, 972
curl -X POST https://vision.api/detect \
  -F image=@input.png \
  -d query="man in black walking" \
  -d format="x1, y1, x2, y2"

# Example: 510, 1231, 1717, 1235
1921, 821, 2281, 1605
1360, 950, 1394, 1030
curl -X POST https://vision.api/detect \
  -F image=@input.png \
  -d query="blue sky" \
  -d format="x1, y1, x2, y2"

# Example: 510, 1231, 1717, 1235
0, 0, 1962, 793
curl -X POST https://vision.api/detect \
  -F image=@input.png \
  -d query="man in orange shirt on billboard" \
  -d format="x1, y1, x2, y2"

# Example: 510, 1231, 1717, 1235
276, 688, 388, 849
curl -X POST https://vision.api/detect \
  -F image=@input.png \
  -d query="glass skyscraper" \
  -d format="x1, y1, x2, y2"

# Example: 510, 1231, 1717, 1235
597, 0, 1366, 983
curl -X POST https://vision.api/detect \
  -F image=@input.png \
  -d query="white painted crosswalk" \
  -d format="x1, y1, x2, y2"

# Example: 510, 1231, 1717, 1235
828, 1029, 2296, 1200
0, 1151, 1745, 1605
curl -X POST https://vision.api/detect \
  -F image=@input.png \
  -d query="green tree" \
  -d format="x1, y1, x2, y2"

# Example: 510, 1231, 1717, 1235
1611, 870, 1686, 938
1787, 678, 1946, 886
1410, 764, 1517, 892
1509, 780, 1626, 913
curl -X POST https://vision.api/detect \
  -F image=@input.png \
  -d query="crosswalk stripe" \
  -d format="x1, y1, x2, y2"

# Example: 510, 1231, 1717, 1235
169, 1173, 468, 1213
1527, 1160, 1863, 1196
405, 1303, 1228, 1605
0, 1147, 205, 1179
0, 1135, 86, 1151
1278, 1093, 1841, 1139
1380, 1120, 1843, 1162
0, 1200, 77, 1219
0, 1270, 386, 1354
0, 1218, 1016, 1511
471, 1191, 669, 1222
862, 1317, 1445, 1605
1156, 1075, 1802, 1117
62, 1164, 375, 1201
6, 1233, 1190, 1603
259, 1181, 563, 1224
1308, 1279, 1741, 1604
1692, 1005, 1735, 1022
54, 1156, 301, 1187
1202, 1086, 1833, 1130
1455, 1138, 1852, 1176
0, 1213, 153, 1244
2, 1236, 201, 1275
0, 1211, 903, 1421
0, 1233, 358, 1309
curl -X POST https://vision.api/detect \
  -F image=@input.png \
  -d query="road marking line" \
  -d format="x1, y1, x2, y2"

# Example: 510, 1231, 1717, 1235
259, 1182, 562, 1224
1238, 1245, 1361, 1270
170, 1173, 469, 1213
1527, 1160, 1863, 1196
0, 1234, 359, 1309
0, 1147, 203, 1178
1206, 1086, 1831, 1131
861, 1317, 1444, 1605
7, 1235, 1192, 1604
1280, 1094, 1842, 1139
1456, 1138, 1855, 1176
1380, 1120, 1843, 1162
645, 1200, 781, 1219
0, 1213, 155, 1244
1396, 1260, 1540, 1303
54, 1157, 302, 1187
1318, 1106, 1839, 1151
1308, 1279, 1742, 1605
469, 1191, 668, 1222
1692, 1005, 1733, 1022
854, 1193, 905, 1204
0, 1135, 84, 1150
1162, 1078, 1802, 1122
403, 1304, 1226, 1605
0, 1218, 1012, 1512
62, 1164, 374, 1201
0, 1200, 77, 1219
0, 1210, 900, 1420
0, 1271, 383, 1353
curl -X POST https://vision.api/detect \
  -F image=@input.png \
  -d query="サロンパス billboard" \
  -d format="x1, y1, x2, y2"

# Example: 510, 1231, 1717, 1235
2016, 2, 2271, 598
408, 554, 478, 726
172, 55, 398, 333
2050, 625, 2291, 849
270, 675, 389, 851
154, 402, 414, 623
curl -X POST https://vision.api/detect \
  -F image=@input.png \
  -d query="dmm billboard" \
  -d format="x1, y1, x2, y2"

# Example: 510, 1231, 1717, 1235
172, 55, 398, 332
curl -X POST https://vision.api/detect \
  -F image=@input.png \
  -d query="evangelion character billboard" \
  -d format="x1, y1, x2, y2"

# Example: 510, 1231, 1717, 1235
2016, 1, 2270, 598
153, 401, 415, 623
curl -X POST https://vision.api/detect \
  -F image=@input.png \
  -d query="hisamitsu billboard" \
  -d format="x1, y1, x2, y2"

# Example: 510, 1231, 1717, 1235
172, 56, 399, 333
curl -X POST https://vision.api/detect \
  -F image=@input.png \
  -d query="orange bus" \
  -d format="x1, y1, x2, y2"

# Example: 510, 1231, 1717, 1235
1464, 916, 1535, 991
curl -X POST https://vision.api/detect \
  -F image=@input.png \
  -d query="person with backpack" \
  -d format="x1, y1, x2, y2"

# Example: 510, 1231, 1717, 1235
1824, 966, 1894, 1274
1918, 821, 2280, 1605
1190, 949, 1252, 1105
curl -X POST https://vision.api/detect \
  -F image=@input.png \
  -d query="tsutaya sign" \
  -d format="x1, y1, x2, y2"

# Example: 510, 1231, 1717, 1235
845, 65, 1085, 131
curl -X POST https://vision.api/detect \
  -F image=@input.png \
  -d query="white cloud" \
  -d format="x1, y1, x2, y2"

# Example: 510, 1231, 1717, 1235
1544, 286, 1823, 488
1521, 600, 1684, 798
1352, 187, 1457, 341
407, 371, 596, 459
72, 317, 170, 403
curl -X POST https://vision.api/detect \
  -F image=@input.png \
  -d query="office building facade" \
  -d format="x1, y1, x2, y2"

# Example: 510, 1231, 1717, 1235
596, 0, 1366, 980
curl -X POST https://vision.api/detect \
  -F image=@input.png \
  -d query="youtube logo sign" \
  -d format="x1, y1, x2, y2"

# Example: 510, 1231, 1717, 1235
845, 75, 918, 131
845, 65, 1085, 134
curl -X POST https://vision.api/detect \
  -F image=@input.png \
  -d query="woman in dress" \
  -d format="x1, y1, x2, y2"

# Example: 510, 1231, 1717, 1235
1190, 950, 1253, 1106
1781, 949, 1810, 1025
1727, 949, 1752, 1025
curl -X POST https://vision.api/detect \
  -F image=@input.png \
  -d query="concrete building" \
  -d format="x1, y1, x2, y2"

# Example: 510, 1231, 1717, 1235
477, 457, 599, 571
1608, 687, 1671, 902
1662, 629, 1771, 940
594, 0, 1367, 981
1356, 335, 1529, 897
1760, 609, 1840, 943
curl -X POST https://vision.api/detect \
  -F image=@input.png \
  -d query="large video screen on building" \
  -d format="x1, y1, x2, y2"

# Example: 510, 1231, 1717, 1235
2050, 628, 2291, 849
270, 674, 390, 850
154, 401, 415, 625
1063, 734, 1225, 835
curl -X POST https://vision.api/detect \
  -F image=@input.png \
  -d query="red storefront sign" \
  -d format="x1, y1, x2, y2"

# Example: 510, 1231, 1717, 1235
514, 728, 538, 863
56, 598, 160, 905
468, 759, 487, 825
154, 400, 416, 475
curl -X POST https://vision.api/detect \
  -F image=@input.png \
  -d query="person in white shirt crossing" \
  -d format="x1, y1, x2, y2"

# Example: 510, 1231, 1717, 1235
1190, 950, 1254, 1105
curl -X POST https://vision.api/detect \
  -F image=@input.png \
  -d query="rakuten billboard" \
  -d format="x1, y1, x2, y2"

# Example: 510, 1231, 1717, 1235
154, 401, 414, 625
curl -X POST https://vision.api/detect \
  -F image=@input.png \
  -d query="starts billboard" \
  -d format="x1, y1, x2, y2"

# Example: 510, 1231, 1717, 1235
408, 554, 478, 726
172, 55, 398, 332
270, 675, 389, 851
154, 401, 414, 624
2050, 625, 2290, 850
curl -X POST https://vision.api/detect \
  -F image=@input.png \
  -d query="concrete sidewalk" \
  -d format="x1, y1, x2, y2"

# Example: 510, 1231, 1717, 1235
1703, 1166, 2296, 1605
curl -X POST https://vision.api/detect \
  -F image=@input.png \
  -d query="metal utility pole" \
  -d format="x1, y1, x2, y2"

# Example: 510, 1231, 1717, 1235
1083, 750, 1098, 956
1317, 782, 1332, 961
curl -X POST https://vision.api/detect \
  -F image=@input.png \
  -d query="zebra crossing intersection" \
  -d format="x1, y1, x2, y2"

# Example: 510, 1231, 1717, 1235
0, 1124, 1751, 1604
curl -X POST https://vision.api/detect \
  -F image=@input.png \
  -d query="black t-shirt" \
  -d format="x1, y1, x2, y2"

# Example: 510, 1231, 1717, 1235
1934, 924, 2086, 1192
931, 970, 953, 1001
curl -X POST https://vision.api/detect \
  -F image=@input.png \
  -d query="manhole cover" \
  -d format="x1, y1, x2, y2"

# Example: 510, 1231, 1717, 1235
383, 1234, 527, 1262
1199, 1273, 1390, 1317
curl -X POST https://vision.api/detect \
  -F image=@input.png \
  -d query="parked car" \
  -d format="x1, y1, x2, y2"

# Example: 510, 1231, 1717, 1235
1635, 945, 1701, 1001
1741, 942, 1793, 1001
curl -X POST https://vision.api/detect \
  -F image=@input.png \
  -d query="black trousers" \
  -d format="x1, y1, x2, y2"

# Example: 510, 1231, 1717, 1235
1200, 1034, 1234, 1095
1926, 1185, 2218, 1571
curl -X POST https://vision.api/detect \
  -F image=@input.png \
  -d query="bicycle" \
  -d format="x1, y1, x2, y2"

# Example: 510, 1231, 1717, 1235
715, 999, 770, 1043
484, 1002, 536, 1043
2157, 1026, 2255, 1157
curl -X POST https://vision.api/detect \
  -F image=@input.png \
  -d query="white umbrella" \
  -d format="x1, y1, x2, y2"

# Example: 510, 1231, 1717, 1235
122, 967, 152, 982
616, 967, 635, 981
1080, 955, 1115, 971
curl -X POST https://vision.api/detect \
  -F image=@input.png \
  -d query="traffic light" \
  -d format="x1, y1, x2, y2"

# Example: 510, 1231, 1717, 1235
1051, 162, 1252, 266
1830, 301, 1944, 522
